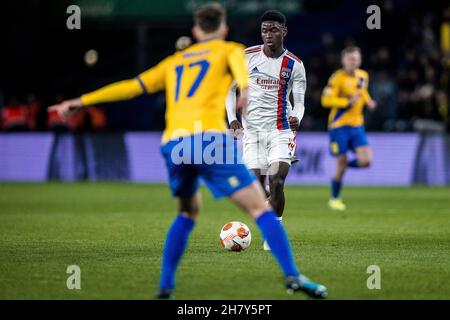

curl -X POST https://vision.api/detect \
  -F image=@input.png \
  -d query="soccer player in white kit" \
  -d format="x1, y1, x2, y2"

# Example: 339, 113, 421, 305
226, 10, 306, 250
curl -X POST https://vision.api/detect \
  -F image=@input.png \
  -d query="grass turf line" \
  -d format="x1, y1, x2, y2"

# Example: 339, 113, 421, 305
0, 183, 449, 299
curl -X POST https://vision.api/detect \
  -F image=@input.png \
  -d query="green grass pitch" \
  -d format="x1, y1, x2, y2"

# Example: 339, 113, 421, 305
0, 183, 449, 299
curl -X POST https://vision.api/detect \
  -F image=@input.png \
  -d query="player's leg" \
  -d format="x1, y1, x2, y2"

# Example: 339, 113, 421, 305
201, 134, 327, 298
229, 180, 267, 217
329, 128, 349, 210
333, 154, 348, 196
266, 130, 295, 217
230, 181, 296, 269
329, 154, 348, 210
252, 168, 269, 197
252, 169, 270, 250
262, 131, 296, 250
347, 126, 371, 168
230, 181, 296, 274
262, 161, 290, 251
243, 130, 269, 196
157, 139, 200, 299
202, 141, 297, 271
268, 161, 290, 217
229, 182, 327, 298
348, 146, 372, 168
158, 192, 200, 298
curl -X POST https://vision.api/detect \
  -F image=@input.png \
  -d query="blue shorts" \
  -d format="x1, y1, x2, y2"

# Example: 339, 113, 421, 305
329, 126, 369, 156
161, 133, 256, 199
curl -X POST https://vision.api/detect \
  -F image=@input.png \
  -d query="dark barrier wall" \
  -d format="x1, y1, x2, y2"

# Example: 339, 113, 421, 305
1, 132, 449, 185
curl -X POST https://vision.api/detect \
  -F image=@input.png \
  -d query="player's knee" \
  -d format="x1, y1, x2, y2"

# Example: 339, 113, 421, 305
337, 161, 347, 172
337, 156, 347, 167
180, 207, 200, 221
335, 165, 347, 180
250, 191, 271, 217
269, 175, 286, 192
230, 182, 270, 219
360, 159, 371, 168
180, 211, 199, 221
243, 196, 270, 220
250, 205, 271, 220
358, 156, 372, 167
178, 197, 201, 219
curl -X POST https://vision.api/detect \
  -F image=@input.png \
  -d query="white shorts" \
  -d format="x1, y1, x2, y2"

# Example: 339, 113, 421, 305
242, 129, 297, 171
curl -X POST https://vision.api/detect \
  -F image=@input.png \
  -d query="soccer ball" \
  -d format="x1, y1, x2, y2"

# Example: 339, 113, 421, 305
219, 221, 251, 251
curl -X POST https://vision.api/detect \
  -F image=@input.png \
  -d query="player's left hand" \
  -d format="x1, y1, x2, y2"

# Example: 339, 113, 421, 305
288, 116, 300, 131
367, 100, 377, 111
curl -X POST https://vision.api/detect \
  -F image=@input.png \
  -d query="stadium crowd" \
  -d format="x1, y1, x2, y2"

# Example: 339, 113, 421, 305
0, 94, 107, 132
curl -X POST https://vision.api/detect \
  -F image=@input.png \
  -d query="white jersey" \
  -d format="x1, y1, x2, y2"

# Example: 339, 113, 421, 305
226, 45, 307, 131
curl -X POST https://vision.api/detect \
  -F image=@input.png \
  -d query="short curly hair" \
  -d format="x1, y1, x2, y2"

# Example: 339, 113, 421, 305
260, 10, 287, 25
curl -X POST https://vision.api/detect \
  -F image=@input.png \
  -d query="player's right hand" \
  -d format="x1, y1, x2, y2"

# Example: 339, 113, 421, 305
366, 99, 377, 111
229, 120, 243, 138
230, 120, 243, 131
48, 98, 83, 119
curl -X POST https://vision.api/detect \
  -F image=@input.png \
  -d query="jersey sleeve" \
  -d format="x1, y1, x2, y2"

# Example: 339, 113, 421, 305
361, 72, 373, 104
321, 72, 349, 109
80, 57, 171, 106
136, 56, 170, 94
288, 61, 306, 123
81, 79, 144, 106
225, 82, 238, 123
226, 43, 249, 90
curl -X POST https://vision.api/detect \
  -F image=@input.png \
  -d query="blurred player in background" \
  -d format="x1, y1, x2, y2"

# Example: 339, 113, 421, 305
321, 46, 377, 211
226, 10, 305, 250
49, 2, 327, 299
175, 36, 192, 51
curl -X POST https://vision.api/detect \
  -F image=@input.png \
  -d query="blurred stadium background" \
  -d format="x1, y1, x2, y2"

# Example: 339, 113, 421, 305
1, 0, 449, 185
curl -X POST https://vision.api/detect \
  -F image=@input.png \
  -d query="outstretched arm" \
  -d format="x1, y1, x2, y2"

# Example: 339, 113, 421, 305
48, 79, 144, 119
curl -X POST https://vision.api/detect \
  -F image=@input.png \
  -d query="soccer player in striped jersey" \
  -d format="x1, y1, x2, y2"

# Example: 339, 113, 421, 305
321, 46, 377, 211
49, 3, 326, 299
226, 10, 306, 251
